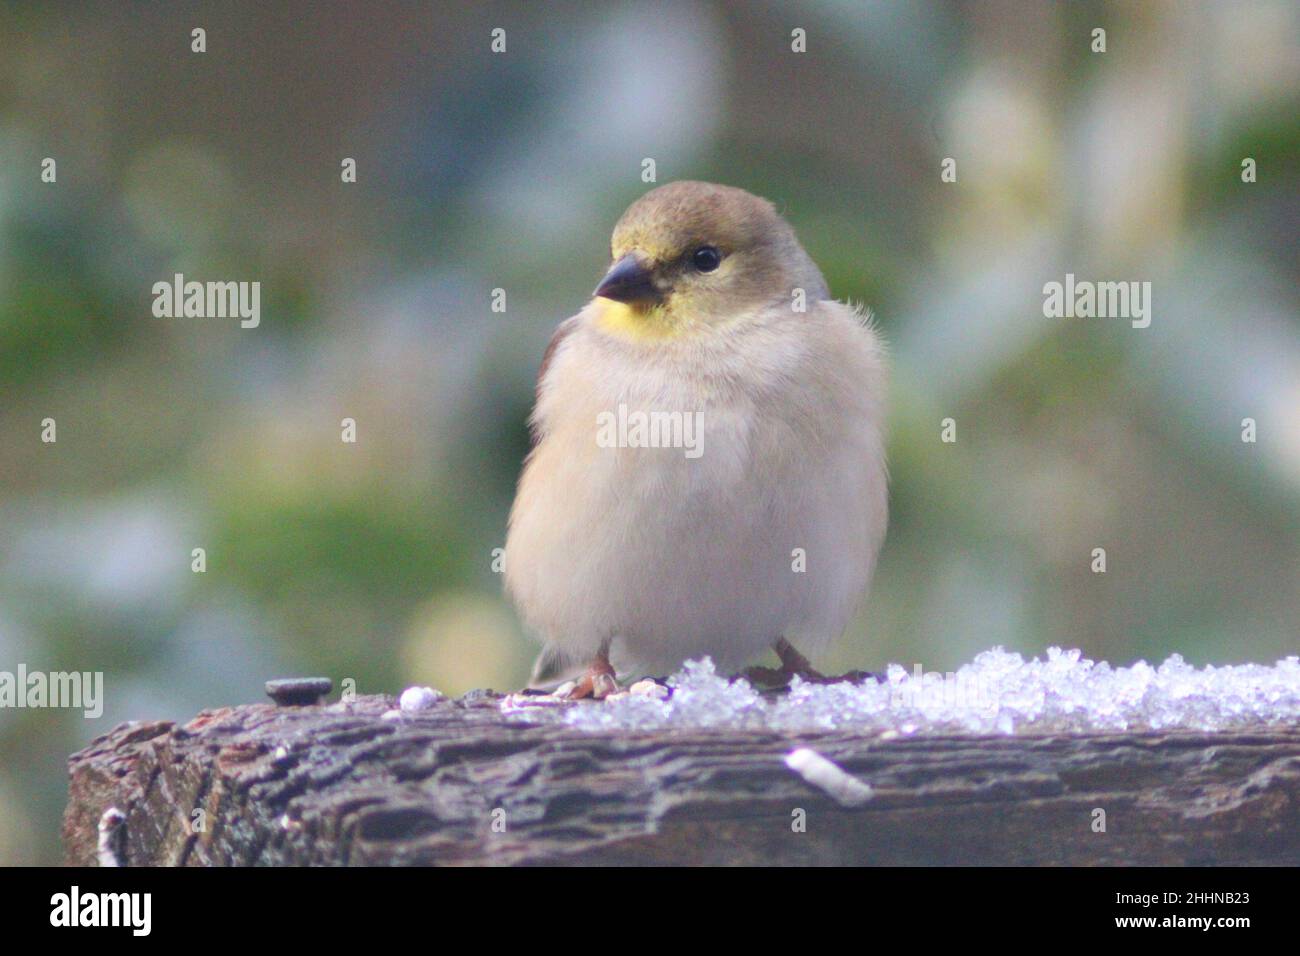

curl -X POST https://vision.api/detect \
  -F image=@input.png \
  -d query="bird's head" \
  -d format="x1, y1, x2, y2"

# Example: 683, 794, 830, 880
590, 181, 827, 341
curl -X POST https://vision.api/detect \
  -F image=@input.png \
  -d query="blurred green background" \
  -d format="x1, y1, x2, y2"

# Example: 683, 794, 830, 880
1, 0, 1297, 864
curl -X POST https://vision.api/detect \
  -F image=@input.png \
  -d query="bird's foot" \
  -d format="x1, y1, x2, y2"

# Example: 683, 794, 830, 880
740, 664, 826, 687
776, 637, 824, 678
832, 669, 887, 685
741, 638, 829, 688
558, 658, 620, 700
740, 665, 885, 687
740, 665, 795, 687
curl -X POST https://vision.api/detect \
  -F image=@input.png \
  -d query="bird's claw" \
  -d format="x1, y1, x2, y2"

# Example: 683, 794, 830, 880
740, 665, 885, 688
740, 663, 825, 688
558, 662, 620, 700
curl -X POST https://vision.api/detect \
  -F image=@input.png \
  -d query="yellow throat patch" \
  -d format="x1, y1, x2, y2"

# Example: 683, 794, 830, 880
592, 298, 686, 341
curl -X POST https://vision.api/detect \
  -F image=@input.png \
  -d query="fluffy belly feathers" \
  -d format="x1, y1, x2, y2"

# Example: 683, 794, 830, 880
505, 311, 887, 676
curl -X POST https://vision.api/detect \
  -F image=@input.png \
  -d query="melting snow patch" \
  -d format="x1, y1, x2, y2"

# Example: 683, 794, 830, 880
501, 648, 1300, 735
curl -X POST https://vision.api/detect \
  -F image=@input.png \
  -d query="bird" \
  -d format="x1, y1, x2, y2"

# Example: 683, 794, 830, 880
504, 181, 888, 698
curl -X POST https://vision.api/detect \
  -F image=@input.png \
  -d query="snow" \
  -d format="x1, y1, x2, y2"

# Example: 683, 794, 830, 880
399, 685, 444, 712
501, 647, 1300, 735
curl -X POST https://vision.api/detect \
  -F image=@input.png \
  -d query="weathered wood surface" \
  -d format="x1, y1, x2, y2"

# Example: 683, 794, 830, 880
63, 691, 1300, 866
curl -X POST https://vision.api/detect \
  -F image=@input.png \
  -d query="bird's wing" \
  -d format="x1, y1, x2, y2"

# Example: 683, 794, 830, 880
528, 314, 580, 449
511, 315, 588, 688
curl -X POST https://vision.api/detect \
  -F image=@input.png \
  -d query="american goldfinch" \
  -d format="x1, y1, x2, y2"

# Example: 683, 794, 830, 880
505, 181, 888, 698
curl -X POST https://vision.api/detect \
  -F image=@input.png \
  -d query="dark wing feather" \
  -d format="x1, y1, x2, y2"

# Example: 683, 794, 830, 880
528, 316, 579, 449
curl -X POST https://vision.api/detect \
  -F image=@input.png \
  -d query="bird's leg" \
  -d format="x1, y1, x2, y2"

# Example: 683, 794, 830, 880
742, 638, 825, 686
774, 637, 825, 680
559, 646, 620, 700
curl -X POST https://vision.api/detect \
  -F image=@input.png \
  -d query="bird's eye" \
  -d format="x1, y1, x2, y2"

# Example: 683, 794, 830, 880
691, 245, 721, 272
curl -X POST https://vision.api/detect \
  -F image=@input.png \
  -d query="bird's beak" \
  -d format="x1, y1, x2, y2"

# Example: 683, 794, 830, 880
594, 254, 659, 305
